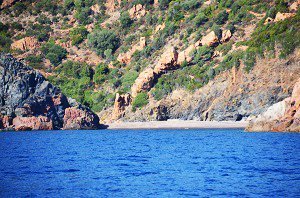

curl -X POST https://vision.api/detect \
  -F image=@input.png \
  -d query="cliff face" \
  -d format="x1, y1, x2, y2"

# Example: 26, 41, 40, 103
0, 54, 100, 131
1, 0, 300, 130
247, 78, 300, 132
109, 50, 300, 123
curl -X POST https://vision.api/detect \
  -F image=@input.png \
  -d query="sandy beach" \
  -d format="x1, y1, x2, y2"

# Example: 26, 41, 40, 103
106, 120, 248, 129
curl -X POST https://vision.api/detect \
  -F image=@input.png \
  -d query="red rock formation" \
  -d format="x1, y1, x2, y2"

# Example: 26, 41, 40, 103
264, 17, 274, 24
112, 93, 132, 120
155, 23, 165, 33
220, 30, 232, 43
11, 37, 39, 51
200, 31, 219, 47
131, 47, 179, 97
154, 47, 178, 74
0, 54, 101, 131
118, 37, 146, 64
129, 4, 146, 19
63, 107, 100, 130
106, 0, 121, 12
289, 0, 300, 12
13, 116, 53, 131
274, 12, 296, 22
178, 44, 196, 65
2, 115, 12, 128
131, 68, 157, 97
1, 0, 18, 9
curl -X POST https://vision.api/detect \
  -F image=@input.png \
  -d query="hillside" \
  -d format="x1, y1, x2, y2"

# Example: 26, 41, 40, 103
1, 0, 300, 125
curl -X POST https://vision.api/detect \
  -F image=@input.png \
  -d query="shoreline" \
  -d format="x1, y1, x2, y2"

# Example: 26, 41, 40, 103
106, 120, 248, 130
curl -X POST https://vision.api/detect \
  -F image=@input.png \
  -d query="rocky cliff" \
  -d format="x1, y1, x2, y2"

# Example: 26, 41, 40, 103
0, 54, 100, 131
247, 78, 300, 132
107, 49, 300, 123
1, 0, 300, 131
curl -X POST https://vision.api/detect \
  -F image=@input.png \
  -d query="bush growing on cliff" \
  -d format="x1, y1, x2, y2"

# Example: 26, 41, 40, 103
25, 55, 43, 69
120, 70, 139, 93
41, 41, 67, 66
70, 26, 88, 46
159, 0, 171, 10
75, 7, 92, 25
26, 23, 51, 42
93, 63, 109, 84
120, 11, 133, 28
215, 10, 228, 25
51, 61, 94, 105
88, 29, 120, 58
194, 12, 208, 27
193, 46, 213, 63
84, 90, 115, 112
246, 11, 300, 59
216, 50, 243, 73
132, 92, 149, 111
0, 22, 12, 52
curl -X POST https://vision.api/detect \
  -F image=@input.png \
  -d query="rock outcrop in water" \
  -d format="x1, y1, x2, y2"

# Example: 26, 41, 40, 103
246, 78, 300, 132
0, 54, 100, 131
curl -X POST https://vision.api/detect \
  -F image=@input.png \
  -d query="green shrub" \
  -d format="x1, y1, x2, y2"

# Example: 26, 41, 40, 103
87, 29, 120, 57
93, 63, 109, 84
216, 41, 233, 54
152, 75, 173, 100
35, 0, 59, 14
83, 90, 114, 112
159, 0, 171, 10
0, 34, 12, 52
0, 22, 12, 52
11, 2, 27, 16
215, 10, 228, 25
216, 50, 243, 73
194, 12, 208, 27
211, 24, 222, 39
182, 0, 201, 11
64, 0, 75, 10
37, 14, 52, 25
193, 46, 213, 63
70, 26, 88, 46
167, 2, 184, 22
226, 23, 236, 33
243, 48, 257, 72
120, 70, 139, 93
41, 41, 67, 66
219, 0, 234, 8
26, 24, 51, 42
120, 11, 133, 28
10, 22, 23, 31
132, 92, 149, 111
55, 60, 93, 78
75, 7, 92, 25
247, 11, 300, 59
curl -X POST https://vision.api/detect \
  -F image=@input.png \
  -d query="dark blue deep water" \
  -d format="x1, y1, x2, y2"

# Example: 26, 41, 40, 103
0, 129, 300, 197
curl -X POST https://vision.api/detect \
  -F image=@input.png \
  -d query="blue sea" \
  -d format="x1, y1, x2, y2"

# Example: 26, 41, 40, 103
0, 129, 300, 197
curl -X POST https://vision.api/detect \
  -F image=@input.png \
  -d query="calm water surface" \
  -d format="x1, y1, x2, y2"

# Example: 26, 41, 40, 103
0, 129, 300, 197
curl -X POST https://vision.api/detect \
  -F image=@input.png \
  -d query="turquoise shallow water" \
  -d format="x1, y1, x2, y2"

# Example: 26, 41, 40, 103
0, 129, 300, 197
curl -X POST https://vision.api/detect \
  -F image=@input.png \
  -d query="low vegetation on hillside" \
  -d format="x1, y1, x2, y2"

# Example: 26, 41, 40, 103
0, 0, 299, 114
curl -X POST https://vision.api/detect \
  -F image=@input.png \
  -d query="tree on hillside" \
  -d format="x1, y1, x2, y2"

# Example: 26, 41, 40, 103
87, 29, 120, 58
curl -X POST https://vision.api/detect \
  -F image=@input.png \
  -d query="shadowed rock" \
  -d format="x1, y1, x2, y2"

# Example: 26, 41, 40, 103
0, 54, 100, 131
